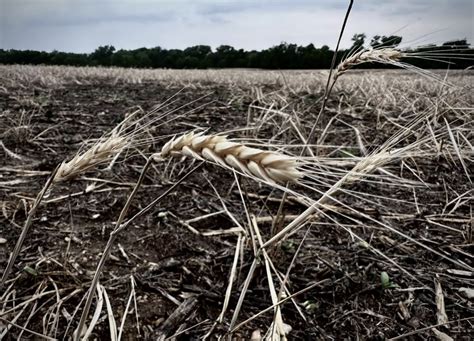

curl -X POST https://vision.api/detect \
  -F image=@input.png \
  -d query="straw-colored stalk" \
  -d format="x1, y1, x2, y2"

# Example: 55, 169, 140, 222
54, 134, 128, 182
0, 166, 58, 288
74, 161, 204, 341
228, 149, 403, 330
154, 132, 302, 184
263, 149, 399, 248
2, 130, 130, 287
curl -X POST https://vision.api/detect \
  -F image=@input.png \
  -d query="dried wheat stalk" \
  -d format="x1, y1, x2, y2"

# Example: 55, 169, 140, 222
335, 48, 403, 78
154, 132, 302, 184
2, 118, 133, 287
53, 134, 128, 182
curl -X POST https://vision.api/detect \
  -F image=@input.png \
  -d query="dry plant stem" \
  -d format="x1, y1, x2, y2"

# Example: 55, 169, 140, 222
444, 118, 472, 184
252, 218, 286, 340
229, 225, 306, 334
230, 150, 382, 329
165, 319, 211, 340
229, 257, 259, 330
121, 161, 203, 228
388, 316, 474, 340
74, 160, 203, 341
217, 233, 243, 323
270, 190, 288, 237
289, 118, 314, 158
229, 151, 417, 327
230, 274, 350, 334
306, 0, 354, 148
262, 166, 353, 249
0, 316, 58, 341
308, 47, 403, 150
277, 226, 310, 304
0, 165, 59, 288
265, 163, 473, 271
233, 172, 257, 255
118, 276, 136, 340
74, 157, 153, 341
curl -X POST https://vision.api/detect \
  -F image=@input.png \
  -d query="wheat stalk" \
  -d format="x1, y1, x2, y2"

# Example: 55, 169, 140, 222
308, 48, 404, 147
154, 131, 302, 184
335, 48, 403, 79
53, 134, 128, 182
1, 118, 134, 287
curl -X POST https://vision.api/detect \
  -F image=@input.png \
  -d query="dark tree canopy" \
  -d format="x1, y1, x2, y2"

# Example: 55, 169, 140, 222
0, 34, 472, 69
351, 33, 367, 51
442, 39, 469, 48
370, 35, 402, 48
90, 45, 115, 66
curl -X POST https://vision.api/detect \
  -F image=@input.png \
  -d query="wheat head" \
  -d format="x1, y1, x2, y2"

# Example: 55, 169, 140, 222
335, 48, 403, 78
154, 132, 302, 184
54, 135, 128, 182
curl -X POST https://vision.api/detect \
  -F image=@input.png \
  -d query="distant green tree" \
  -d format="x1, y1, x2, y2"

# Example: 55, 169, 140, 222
442, 39, 469, 48
148, 47, 165, 68
0, 35, 473, 70
183, 45, 212, 68
90, 45, 115, 66
215, 45, 238, 67
246, 50, 260, 68
350, 33, 366, 51
133, 49, 152, 68
112, 49, 134, 67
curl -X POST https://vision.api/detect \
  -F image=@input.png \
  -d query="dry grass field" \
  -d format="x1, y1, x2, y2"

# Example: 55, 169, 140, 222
0, 64, 473, 340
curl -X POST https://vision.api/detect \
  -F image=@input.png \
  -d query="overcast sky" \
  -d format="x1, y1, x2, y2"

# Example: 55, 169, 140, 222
1, 0, 473, 53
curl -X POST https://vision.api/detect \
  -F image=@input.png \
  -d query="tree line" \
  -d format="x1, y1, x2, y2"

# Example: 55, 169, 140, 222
0, 34, 472, 69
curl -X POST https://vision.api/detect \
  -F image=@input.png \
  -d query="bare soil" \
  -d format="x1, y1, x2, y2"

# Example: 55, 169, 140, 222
0, 69, 473, 340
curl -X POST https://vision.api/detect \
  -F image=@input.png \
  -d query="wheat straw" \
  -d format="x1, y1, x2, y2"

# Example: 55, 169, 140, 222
154, 131, 302, 184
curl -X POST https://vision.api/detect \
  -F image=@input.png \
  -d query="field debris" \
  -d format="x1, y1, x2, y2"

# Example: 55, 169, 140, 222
0, 65, 473, 339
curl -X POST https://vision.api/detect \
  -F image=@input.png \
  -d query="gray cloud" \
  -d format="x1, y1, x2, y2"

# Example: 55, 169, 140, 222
0, 0, 472, 53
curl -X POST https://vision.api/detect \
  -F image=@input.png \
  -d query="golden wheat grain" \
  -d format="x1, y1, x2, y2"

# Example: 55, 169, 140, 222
155, 132, 302, 184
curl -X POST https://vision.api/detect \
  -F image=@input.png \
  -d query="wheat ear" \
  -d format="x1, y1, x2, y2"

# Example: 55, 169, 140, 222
335, 48, 403, 79
54, 134, 128, 182
154, 132, 302, 184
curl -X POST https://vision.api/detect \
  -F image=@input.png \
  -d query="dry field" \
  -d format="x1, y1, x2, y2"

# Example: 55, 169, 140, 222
0, 64, 473, 340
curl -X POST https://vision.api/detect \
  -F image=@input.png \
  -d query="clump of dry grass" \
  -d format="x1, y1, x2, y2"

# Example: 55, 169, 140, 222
53, 133, 128, 182
154, 131, 302, 184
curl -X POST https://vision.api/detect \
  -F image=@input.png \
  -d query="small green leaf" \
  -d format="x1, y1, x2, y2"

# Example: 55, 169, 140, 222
23, 266, 38, 276
302, 300, 318, 313
380, 271, 390, 288
281, 241, 295, 253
